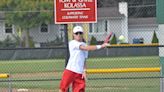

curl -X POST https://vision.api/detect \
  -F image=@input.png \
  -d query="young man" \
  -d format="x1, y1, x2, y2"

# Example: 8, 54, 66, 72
59, 26, 108, 92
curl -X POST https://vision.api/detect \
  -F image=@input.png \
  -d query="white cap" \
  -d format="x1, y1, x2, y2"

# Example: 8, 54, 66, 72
73, 26, 84, 33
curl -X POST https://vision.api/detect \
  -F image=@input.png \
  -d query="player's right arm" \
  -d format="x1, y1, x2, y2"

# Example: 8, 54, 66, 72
79, 43, 108, 51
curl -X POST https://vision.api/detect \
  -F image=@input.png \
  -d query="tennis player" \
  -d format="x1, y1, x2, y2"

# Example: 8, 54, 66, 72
59, 26, 108, 92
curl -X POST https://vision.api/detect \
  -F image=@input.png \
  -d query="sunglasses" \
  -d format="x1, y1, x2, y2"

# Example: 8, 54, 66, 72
75, 32, 83, 35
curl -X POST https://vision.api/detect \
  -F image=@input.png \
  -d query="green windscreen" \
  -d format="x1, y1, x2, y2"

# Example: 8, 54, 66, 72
157, 0, 164, 24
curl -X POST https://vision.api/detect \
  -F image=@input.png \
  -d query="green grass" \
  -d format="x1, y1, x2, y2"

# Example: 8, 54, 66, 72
0, 59, 64, 73
0, 56, 161, 92
87, 56, 160, 68
0, 56, 160, 73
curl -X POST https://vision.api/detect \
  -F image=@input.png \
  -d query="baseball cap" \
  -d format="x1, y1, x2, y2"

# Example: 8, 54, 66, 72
73, 26, 84, 33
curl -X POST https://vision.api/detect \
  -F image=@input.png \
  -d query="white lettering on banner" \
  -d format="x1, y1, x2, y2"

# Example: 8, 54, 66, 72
72, 0, 77, 2
64, 3, 86, 9
59, 0, 71, 3
67, 11, 83, 15
79, 15, 88, 19
62, 16, 79, 19
59, 0, 93, 3
62, 15, 88, 19
78, 0, 93, 2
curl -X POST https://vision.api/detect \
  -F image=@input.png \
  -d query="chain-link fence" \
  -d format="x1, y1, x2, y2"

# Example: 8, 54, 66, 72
0, 48, 161, 92
0, 0, 162, 92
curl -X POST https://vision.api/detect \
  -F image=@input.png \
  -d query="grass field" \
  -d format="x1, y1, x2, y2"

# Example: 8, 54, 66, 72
0, 56, 161, 92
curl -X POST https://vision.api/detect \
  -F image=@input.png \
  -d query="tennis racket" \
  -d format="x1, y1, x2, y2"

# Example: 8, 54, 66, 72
104, 32, 113, 43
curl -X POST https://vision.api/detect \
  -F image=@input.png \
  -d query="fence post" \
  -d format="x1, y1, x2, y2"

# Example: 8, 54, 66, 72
64, 24, 69, 67
0, 74, 11, 92
64, 24, 70, 92
8, 73, 12, 92
160, 57, 164, 92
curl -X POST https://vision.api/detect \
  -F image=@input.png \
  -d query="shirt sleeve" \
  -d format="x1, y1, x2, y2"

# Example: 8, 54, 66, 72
69, 41, 85, 49
85, 51, 88, 58
74, 41, 85, 50
83, 43, 88, 58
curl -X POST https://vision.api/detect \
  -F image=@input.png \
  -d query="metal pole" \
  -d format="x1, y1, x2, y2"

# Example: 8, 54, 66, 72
64, 24, 69, 67
64, 24, 70, 92
8, 74, 12, 92
160, 66, 163, 92
160, 57, 164, 92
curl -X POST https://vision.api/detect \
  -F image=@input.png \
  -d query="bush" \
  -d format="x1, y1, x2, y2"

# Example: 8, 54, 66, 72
41, 35, 64, 47
152, 31, 159, 43
110, 34, 117, 44
90, 36, 97, 45
0, 35, 17, 48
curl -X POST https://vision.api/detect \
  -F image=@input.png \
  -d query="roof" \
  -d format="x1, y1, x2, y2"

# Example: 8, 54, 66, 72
97, 7, 124, 18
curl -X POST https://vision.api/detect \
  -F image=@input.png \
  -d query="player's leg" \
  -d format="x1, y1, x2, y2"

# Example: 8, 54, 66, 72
59, 69, 75, 92
72, 74, 85, 92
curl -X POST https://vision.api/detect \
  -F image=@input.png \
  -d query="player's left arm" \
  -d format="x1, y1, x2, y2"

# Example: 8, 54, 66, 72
82, 60, 87, 80
79, 43, 108, 51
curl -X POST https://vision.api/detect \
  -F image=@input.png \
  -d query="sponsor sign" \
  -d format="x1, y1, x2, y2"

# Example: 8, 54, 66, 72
55, 0, 97, 24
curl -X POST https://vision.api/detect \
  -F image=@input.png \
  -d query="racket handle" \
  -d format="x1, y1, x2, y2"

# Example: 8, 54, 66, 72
106, 44, 111, 47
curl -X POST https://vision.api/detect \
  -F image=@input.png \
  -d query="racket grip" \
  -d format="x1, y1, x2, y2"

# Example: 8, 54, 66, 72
106, 44, 111, 47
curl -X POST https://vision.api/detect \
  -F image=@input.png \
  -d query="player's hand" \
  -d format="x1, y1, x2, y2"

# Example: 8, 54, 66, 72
82, 70, 87, 81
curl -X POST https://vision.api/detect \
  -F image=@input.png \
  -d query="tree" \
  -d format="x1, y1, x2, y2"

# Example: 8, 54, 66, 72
152, 31, 159, 43
90, 36, 98, 45
110, 34, 117, 44
0, 0, 53, 47
0, 35, 17, 48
